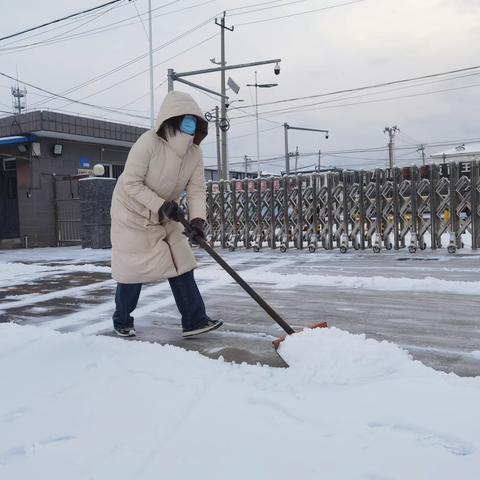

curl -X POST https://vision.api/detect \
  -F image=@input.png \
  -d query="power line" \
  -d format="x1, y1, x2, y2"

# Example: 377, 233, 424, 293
0, 71, 149, 119
234, 0, 367, 26
397, 130, 424, 146
2, 83, 150, 111
0, 0, 128, 42
28, 15, 215, 109
0, 0, 176, 51
0, 1, 211, 53
0, 1, 132, 48
229, 0, 311, 17
230, 81, 480, 121
203, 125, 282, 145
8, 1, 126, 54
100, 28, 222, 115
226, 72, 480, 126
205, 136, 480, 170
1, 0, 308, 52
109, 79, 168, 113
1, 22, 220, 118
2, 29, 219, 119
231, 65, 480, 111
53, 32, 219, 110
234, 105, 284, 126
257, 71, 480, 115
228, 0, 287, 12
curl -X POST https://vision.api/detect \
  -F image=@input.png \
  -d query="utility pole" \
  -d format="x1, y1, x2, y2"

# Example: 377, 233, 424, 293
318, 149, 321, 171
148, 0, 154, 128
294, 146, 299, 174
284, 123, 290, 175
204, 106, 223, 178
215, 106, 222, 178
384, 125, 399, 169
417, 144, 426, 165
216, 12, 234, 180
254, 71, 260, 177
244, 155, 251, 177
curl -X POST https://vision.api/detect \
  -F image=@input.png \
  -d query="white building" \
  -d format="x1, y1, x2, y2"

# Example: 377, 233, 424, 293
430, 143, 480, 163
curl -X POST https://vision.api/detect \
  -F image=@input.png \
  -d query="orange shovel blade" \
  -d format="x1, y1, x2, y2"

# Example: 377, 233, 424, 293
272, 322, 328, 350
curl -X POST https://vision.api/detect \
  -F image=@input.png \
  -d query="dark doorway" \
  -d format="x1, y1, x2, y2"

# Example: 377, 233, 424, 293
0, 164, 20, 238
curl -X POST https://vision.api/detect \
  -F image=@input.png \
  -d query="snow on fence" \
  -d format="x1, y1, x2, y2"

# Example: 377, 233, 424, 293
203, 161, 480, 253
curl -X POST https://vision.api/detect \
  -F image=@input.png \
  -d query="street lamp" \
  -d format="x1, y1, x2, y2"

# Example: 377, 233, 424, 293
225, 99, 244, 108
247, 71, 278, 177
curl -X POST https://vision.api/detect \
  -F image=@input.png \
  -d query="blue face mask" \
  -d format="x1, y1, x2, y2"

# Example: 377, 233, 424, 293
180, 115, 197, 136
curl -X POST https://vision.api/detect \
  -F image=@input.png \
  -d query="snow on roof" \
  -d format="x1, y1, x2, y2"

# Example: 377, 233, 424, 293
431, 143, 480, 158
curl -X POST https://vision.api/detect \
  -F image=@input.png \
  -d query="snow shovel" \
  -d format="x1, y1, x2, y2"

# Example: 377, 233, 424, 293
178, 215, 327, 355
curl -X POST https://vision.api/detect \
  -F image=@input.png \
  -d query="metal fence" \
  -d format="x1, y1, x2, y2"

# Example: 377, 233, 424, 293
203, 161, 480, 253
52, 161, 480, 253
53, 176, 81, 245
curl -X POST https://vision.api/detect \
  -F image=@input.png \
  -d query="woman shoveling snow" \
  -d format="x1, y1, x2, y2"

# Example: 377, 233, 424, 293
109, 91, 222, 338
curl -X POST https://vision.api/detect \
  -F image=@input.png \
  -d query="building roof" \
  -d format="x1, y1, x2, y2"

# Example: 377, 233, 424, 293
430, 143, 480, 159
0, 111, 147, 148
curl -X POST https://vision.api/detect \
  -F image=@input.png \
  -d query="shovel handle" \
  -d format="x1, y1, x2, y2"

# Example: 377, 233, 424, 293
178, 215, 295, 335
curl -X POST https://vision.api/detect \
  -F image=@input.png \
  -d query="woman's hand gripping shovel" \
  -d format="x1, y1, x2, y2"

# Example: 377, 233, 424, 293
178, 213, 327, 365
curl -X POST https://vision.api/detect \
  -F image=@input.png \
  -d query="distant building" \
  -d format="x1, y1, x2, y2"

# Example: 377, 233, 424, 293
430, 143, 480, 163
0, 110, 251, 248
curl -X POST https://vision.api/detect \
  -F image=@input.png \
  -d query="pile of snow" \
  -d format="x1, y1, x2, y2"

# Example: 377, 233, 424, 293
278, 327, 419, 384
1, 324, 479, 479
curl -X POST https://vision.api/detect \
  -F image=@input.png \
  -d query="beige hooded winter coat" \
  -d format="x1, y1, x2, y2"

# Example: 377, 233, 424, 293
110, 91, 209, 284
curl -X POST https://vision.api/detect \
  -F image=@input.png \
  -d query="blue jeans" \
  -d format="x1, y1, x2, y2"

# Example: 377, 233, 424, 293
112, 270, 210, 331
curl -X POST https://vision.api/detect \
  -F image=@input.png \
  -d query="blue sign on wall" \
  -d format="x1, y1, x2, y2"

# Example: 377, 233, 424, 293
80, 156, 91, 168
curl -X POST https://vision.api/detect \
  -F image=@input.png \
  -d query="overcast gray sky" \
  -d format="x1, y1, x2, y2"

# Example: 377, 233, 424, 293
0, 0, 479, 173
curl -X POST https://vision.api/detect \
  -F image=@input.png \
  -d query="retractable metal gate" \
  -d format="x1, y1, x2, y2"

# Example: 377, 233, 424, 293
205, 161, 480, 253
52, 161, 480, 253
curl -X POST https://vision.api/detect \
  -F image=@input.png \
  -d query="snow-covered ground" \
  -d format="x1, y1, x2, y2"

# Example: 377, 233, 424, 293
1, 246, 480, 478
1, 323, 480, 479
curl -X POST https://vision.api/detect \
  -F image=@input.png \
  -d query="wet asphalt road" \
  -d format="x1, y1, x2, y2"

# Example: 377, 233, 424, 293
1, 247, 479, 375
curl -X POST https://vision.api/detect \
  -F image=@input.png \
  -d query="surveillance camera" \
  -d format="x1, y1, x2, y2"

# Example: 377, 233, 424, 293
274, 62, 280, 75
225, 100, 230, 108
325, 133, 329, 139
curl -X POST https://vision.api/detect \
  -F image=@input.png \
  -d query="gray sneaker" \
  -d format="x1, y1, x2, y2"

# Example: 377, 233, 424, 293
182, 320, 223, 338
114, 327, 137, 337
